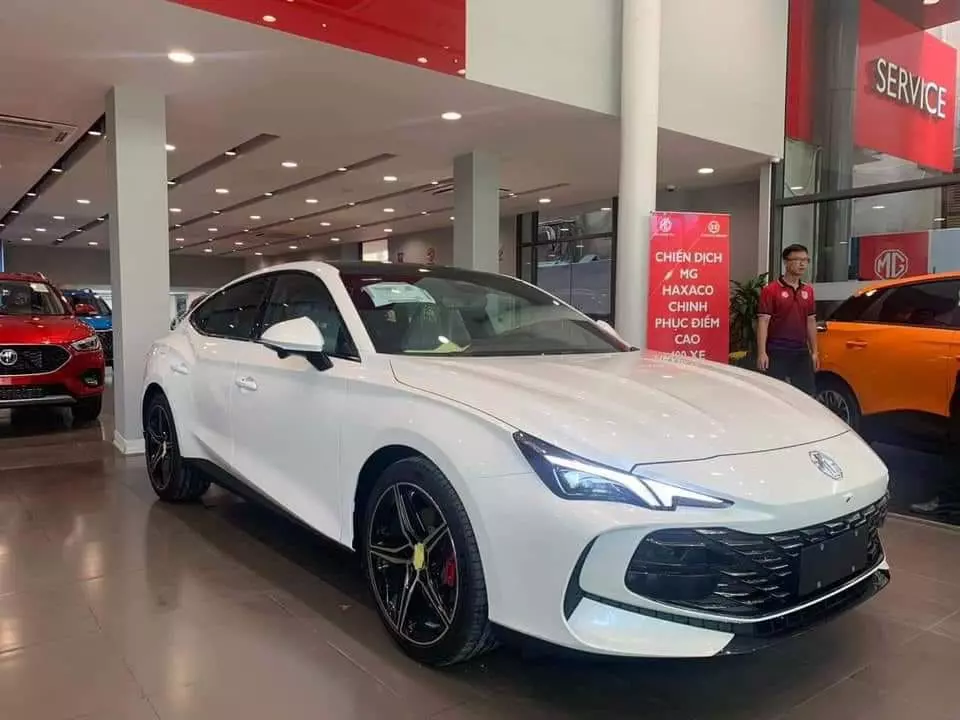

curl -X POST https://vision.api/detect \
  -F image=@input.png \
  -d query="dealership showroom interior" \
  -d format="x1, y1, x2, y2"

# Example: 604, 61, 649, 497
5, 0, 960, 717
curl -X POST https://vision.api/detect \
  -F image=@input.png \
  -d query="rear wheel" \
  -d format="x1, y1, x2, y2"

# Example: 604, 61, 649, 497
816, 375, 861, 430
143, 393, 209, 502
361, 457, 496, 666
72, 396, 102, 425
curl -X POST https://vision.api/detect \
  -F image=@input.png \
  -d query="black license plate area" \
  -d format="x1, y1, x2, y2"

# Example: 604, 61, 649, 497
798, 528, 870, 597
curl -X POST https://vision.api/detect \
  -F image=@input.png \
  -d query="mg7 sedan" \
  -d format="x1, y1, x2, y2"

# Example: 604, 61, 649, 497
142, 261, 890, 666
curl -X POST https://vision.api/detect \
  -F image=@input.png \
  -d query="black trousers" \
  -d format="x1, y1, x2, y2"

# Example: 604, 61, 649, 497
767, 348, 816, 396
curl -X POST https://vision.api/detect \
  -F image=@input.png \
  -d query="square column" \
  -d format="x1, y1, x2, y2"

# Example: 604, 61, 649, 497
106, 86, 171, 454
453, 151, 500, 272
615, 0, 661, 347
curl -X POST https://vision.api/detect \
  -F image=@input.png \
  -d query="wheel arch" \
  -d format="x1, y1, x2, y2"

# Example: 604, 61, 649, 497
351, 444, 426, 551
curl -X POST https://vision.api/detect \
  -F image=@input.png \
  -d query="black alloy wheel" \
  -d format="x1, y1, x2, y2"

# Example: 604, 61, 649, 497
143, 393, 209, 502
363, 458, 496, 666
816, 376, 861, 430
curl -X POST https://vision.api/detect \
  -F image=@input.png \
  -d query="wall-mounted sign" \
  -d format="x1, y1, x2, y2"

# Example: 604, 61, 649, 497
857, 231, 929, 281
870, 58, 948, 119
646, 212, 730, 362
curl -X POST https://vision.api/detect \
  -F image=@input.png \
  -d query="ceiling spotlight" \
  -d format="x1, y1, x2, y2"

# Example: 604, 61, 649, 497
417, 57, 428, 64
289, 244, 298, 250
538, 198, 552, 204
51, 167, 63, 174
331, 237, 341, 242
225, 150, 237, 157
450, 216, 455, 221
872, 204, 886, 210
21, 237, 31, 242
10, 210, 19, 214
421, 211, 429, 215
262, 14, 277, 22
88, 130, 102, 137
215, 188, 229, 194
250, 215, 261, 220
77, 198, 91, 204
289, 217, 296, 221
204, 248, 213, 253
235, 241, 245, 246
88, 241, 98, 246
175, 224, 182, 228
255, 252, 263, 256
348, 202, 356, 206
170, 207, 182, 213
383, 175, 398, 182
264, 192, 274, 197
337, 167, 348, 172
166, 144, 176, 152
431, 180, 440, 185
97, 217, 104, 221
320, 221, 331, 227
175, 237, 184, 242
441, 111, 462, 121
924, 0, 941, 5
27, 192, 37, 198
212, 210, 221, 215
306, 198, 318, 204
355, 224, 362, 228
35, 228, 46, 233
601, 207, 612, 212
383, 208, 395, 213
384, 228, 393, 233
243, 229, 250, 233
53, 215, 65, 220
168, 180, 176, 186
168, 50, 195, 64
697, 167, 715, 175
282, 161, 298, 168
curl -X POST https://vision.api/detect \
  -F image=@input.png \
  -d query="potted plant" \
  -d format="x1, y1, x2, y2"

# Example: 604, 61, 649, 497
728, 273, 768, 368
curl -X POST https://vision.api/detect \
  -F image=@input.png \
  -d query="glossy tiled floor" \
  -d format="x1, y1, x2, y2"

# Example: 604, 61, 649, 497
3, 405, 960, 719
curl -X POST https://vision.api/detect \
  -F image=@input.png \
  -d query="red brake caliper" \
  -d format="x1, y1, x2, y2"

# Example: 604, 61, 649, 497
442, 554, 457, 587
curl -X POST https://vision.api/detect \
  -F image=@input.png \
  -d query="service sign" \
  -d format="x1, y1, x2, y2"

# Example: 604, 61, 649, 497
646, 212, 730, 362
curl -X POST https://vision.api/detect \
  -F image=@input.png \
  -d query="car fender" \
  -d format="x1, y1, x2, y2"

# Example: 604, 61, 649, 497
141, 334, 204, 460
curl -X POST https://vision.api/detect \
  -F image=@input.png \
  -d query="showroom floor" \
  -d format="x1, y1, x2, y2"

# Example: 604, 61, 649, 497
2, 405, 960, 720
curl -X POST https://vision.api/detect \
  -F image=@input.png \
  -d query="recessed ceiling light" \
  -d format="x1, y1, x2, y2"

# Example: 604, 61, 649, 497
170, 207, 182, 213
77, 199, 90, 204
203, 248, 213, 253
421, 211, 429, 215
337, 167, 348, 172
355, 224, 362, 228
263, 14, 277, 22
384, 228, 393, 233
306, 198, 318, 204
348, 202, 356, 206
165, 144, 176, 152
212, 210, 221, 215
21, 237, 31, 242
601, 207, 612, 212
417, 57, 428, 64
88, 241, 98, 246
168, 50, 195, 64
450, 216, 455, 221
264, 192, 274, 197
175, 224, 182, 228
539, 198, 552, 204
872, 204, 886, 210
289, 217, 295, 221
215, 188, 229, 194
320, 221, 331, 227
331, 237, 341, 242
697, 167, 715, 175
53, 215, 65, 220
97, 216, 104, 221
441, 111, 462, 121
282, 161, 298, 168
225, 150, 237, 157
175, 237, 184, 242
255, 252, 263, 256
250, 215, 261, 220
383, 175, 398, 182
168, 180, 176, 186
35, 228, 46, 233
27, 192, 37, 197
234, 241, 244, 246
10, 210, 18, 214
431, 180, 440, 185
51, 167, 63, 174
383, 208, 395, 213
244, 229, 250, 233
208, 227, 218, 232
88, 130, 102, 137
289, 245, 298, 250
924, 0, 941, 5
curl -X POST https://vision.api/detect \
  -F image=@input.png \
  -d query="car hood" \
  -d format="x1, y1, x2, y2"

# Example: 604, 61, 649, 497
390, 352, 851, 467
0, 315, 93, 345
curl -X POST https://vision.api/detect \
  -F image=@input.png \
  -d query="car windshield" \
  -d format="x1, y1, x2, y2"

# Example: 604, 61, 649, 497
339, 265, 629, 356
65, 291, 111, 315
0, 280, 68, 316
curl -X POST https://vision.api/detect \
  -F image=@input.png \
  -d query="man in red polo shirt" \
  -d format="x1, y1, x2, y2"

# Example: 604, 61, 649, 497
756, 243, 818, 395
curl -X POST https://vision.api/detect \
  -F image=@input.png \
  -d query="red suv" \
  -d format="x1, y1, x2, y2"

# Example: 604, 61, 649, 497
0, 272, 105, 424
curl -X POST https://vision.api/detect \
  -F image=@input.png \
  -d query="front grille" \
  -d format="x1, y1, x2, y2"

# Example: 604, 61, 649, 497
625, 495, 887, 618
0, 385, 60, 402
0, 345, 70, 376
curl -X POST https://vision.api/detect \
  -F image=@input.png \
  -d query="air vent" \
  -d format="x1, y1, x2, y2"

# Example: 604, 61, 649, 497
0, 115, 77, 145
427, 183, 512, 197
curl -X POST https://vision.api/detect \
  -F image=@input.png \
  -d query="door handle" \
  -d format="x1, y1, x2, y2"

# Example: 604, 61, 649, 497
846, 340, 868, 349
235, 376, 258, 392
170, 361, 190, 375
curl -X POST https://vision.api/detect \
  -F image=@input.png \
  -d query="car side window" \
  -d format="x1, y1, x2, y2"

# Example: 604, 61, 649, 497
191, 277, 272, 340
873, 280, 960, 329
829, 290, 888, 322
259, 273, 358, 358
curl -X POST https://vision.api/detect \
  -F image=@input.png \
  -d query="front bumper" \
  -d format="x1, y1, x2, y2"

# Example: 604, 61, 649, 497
0, 348, 105, 409
469, 433, 890, 658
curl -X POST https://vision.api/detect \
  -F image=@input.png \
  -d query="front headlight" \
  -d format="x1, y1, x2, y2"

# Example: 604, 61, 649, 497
71, 334, 102, 353
514, 432, 732, 511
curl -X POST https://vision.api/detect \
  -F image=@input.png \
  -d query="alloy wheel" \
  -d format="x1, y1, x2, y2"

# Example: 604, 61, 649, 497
367, 482, 459, 647
818, 389, 852, 425
145, 403, 174, 490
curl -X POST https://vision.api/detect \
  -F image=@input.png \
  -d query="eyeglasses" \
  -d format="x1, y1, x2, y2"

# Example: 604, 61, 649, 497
786, 257, 810, 263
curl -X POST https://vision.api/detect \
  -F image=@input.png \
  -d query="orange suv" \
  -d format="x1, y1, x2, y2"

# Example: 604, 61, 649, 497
816, 271, 960, 446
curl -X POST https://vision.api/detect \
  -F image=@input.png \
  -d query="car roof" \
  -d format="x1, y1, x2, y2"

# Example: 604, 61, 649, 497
0, 272, 51, 283
853, 270, 960, 296
247, 260, 507, 281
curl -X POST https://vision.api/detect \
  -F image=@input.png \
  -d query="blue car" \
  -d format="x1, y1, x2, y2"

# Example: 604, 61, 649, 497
63, 289, 113, 366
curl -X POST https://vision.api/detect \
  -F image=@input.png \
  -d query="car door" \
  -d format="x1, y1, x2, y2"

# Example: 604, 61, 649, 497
229, 270, 361, 541
185, 276, 272, 466
824, 279, 959, 419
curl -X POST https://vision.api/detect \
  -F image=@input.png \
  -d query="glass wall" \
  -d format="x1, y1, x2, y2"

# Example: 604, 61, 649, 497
517, 199, 616, 323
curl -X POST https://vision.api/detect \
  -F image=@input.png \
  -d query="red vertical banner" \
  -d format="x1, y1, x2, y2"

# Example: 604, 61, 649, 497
647, 212, 730, 362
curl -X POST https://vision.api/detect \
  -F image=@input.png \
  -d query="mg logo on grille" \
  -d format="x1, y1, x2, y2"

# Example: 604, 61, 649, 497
0, 349, 18, 367
809, 451, 843, 480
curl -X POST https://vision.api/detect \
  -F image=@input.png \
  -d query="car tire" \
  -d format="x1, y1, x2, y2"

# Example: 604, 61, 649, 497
72, 396, 103, 425
143, 392, 210, 503
361, 456, 497, 666
816, 375, 861, 430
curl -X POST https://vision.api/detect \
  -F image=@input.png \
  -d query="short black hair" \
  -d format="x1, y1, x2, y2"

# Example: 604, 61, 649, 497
781, 243, 809, 261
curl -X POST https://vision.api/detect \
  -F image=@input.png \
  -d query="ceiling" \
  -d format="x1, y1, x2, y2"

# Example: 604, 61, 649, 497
0, 0, 769, 261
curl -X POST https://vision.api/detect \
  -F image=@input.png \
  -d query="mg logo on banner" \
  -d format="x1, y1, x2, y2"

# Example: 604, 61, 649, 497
874, 248, 909, 279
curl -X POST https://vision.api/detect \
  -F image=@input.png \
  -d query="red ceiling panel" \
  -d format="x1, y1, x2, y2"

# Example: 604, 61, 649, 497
168, 0, 466, 75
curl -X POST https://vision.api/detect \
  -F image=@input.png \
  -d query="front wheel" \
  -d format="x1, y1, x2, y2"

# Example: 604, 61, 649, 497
361, 457, 497, 666
143, 392, 210, 502
816, 375, 861, 430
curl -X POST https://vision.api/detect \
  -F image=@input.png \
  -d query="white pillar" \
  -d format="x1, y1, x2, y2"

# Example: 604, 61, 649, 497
758, 161, 774, 276
615, 0, 662, 347
453, 151, 500, 272
106, 86, 171, 454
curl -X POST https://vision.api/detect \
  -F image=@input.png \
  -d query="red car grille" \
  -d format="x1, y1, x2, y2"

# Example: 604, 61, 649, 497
0, 345, 70, 376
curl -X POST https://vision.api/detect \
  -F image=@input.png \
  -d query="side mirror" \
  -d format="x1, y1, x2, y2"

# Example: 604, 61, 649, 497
260, 317, 333, 371
74, 302, 98, 317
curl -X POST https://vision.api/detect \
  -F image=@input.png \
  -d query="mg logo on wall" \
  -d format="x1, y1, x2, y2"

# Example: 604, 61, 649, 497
657, 216, 673, 234
874, 248, 909, 279
707, 220, 721, 234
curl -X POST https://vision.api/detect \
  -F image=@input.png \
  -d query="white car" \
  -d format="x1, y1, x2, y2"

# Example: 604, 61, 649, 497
141, 261, 890, 666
